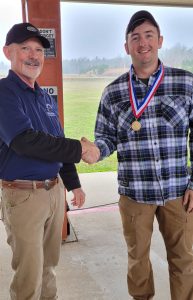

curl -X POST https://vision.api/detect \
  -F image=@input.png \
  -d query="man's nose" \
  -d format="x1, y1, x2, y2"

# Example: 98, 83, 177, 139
28, 48, 38, 58
139, 37, 146, 47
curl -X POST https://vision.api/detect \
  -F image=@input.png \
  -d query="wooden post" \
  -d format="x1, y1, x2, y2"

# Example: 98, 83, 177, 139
21, 0, 67, 241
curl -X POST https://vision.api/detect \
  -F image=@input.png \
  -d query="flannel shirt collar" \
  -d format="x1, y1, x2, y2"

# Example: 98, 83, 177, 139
131, 59, 162, 83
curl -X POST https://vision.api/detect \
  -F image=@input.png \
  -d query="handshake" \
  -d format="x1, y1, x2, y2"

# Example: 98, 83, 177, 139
80, 137, 100, 164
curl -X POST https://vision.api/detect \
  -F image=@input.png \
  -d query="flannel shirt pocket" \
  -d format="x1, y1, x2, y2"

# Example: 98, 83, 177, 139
161, 96, 187, 128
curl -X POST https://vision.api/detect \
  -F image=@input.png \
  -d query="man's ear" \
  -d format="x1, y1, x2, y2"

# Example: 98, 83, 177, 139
158, 35, 163, 49
124, 42, 129, 55
3, 46, 11, 61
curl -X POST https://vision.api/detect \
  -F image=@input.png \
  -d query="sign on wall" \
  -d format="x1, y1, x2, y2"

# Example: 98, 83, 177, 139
41, 86, 58, 102
39, 28, 56, 57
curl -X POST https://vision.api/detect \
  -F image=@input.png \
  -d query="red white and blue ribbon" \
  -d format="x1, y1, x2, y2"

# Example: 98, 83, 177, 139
129, 64, 164, 119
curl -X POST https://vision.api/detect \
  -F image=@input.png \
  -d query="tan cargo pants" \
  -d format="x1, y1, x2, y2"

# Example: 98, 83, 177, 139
1, 176, 65, 300
119, 196, 193, 300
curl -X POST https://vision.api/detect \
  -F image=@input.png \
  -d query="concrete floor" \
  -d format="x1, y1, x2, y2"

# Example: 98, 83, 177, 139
0, 172, 170, 300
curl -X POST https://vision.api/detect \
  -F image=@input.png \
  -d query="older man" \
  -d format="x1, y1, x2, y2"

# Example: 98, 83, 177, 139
0, 22, 99, 300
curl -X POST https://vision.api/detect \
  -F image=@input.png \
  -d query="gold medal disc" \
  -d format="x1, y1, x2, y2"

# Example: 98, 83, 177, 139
131, 120, 141, 131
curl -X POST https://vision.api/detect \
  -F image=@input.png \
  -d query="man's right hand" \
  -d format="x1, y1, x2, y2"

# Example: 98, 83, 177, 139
80, 137, 100, 164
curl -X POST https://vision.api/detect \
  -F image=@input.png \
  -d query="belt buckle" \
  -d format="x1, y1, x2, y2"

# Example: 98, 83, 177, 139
44, 179, 51, 191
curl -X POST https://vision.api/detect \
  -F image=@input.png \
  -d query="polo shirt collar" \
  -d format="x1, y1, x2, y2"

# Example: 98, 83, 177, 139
8, 69, 42, 94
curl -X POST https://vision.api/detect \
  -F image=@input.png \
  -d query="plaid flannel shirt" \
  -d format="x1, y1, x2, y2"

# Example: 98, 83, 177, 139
95, 63, 193, 204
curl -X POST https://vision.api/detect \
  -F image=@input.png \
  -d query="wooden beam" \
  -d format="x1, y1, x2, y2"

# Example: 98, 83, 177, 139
22, 0, 68, 241
60, 0, 193, 7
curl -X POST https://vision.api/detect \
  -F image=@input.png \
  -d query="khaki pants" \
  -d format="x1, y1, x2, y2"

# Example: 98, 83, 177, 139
1, 177, 65, 300
119, 196, 193, 300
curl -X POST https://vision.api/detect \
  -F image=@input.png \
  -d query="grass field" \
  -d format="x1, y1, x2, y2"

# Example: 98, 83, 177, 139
63, 77, 118, 173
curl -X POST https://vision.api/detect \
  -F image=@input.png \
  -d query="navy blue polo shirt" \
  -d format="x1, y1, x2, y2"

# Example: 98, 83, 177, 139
0, 70, 63, 180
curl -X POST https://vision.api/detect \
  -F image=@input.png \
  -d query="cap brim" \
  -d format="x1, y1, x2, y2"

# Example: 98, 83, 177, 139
7, 34, 50, 49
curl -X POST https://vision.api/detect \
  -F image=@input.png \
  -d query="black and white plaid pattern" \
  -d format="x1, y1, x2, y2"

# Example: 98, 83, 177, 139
95, 64, 193, 204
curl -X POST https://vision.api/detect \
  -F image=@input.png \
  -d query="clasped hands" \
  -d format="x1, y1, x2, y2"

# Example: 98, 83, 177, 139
80, 137, 100, 164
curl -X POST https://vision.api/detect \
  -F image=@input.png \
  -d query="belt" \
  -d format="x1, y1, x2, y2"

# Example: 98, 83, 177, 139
1, 177, 58, 191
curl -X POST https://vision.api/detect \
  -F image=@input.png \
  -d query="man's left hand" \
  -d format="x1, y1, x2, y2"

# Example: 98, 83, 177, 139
71, 187, 85, 208
182, 189, 193, 213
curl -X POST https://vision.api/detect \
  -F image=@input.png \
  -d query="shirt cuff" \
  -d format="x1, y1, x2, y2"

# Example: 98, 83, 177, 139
188, 181, 193, 190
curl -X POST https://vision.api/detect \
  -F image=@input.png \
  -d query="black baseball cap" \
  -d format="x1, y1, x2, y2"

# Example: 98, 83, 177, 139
5, 22, 50, 48
125, 10, 160, 38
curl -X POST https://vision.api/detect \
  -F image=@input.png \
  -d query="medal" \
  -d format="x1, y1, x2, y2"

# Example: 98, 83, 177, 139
131, 120, 141, 131
129, 63, 164, 121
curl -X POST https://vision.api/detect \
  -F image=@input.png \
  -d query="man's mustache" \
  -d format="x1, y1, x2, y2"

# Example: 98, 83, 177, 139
24, 60, 40, 67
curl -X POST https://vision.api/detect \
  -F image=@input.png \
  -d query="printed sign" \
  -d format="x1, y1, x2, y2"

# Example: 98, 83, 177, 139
39, 28, 56, 57
41, 86, 58, 102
